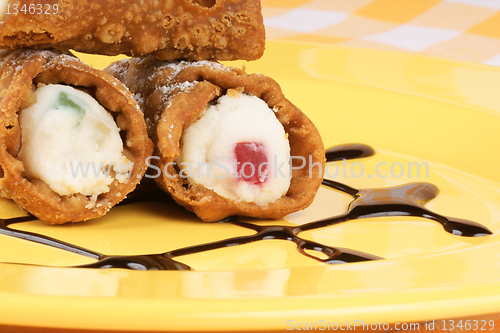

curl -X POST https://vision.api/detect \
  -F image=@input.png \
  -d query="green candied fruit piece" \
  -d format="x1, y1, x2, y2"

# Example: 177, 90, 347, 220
55, 92, 85, 124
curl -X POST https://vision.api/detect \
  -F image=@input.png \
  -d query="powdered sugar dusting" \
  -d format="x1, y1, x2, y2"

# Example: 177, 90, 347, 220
157, 60, 228, 83
1, 49, 56, 75
148, 81, 194, 126
46, 53, 82, 71
133, 93, 143, 106
105, 59, 130, 83
157, 81, 195, 100
150, 60, 226, 108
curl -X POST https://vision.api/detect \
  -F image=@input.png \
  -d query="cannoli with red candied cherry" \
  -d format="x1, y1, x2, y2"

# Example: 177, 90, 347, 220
0, 0, 265, 61
105, 58, 325, 222
0, 49, 153, 224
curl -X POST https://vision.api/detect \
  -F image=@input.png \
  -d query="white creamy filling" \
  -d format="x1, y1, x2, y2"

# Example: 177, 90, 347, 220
18, 84, 131, 197
178, 91, 291, 206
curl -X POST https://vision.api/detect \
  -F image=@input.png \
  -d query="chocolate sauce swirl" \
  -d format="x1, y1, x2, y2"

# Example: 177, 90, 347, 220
0, 144, 492, 271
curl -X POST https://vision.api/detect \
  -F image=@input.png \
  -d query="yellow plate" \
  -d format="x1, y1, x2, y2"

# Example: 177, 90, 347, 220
2, 40, 500, 332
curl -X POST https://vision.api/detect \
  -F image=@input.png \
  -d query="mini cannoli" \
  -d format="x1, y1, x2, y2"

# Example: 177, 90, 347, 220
0, 0, 265, 61
0, 49, 154, 224
105, 58, 325, 222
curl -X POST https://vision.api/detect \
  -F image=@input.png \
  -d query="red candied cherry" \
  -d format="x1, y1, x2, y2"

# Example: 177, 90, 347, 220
234, 142, 269, 185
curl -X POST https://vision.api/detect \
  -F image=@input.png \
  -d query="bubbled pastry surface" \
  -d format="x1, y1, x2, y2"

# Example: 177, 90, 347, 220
0, 0, 265, 61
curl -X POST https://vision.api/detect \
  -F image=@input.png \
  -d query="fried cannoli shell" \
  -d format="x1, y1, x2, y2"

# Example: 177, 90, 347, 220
0, 0, 265, 61
0, 49, 154, 224
105, 58, 325, 222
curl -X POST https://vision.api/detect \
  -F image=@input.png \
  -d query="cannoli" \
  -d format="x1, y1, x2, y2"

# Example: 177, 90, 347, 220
0, 0, 265, 61
0, 49, 154, 224
105, 58, 325, 222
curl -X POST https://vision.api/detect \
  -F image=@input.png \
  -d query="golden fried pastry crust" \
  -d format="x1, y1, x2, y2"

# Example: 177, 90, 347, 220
0, 49, 154, 224
0, 0, 265, 61
105, 58, 325, 222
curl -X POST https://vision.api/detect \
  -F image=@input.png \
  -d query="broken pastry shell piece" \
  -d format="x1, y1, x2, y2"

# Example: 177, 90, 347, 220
0, 0, 265, 61
0, 49, 154, 224
105, 58, 325, 222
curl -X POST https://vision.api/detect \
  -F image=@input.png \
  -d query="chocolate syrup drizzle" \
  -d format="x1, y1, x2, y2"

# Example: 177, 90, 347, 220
0, 144, 492, 271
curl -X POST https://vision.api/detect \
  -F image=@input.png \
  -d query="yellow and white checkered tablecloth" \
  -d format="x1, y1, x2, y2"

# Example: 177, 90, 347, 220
262, 0, 500, 66
262, 1, 500, 332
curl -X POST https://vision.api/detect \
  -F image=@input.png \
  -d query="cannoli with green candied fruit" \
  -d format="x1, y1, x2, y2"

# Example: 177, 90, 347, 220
105, 58, 325, 222
0, 48, 153, 224
0, 0, 265, 61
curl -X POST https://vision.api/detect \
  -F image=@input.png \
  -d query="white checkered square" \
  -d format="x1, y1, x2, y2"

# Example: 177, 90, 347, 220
264, 8, 349, 34
362, 24, 461, 51
409, 2, 497, 31
316, 15, 396, 39
304, 0, 375, 13
444, 0, 500, 10
424, 33, 500, 63
483, 54, 500, 66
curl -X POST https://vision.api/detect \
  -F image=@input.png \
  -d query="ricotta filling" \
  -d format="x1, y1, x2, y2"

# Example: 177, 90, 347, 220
178, 91, 291, 206
18, 84, 131, 197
